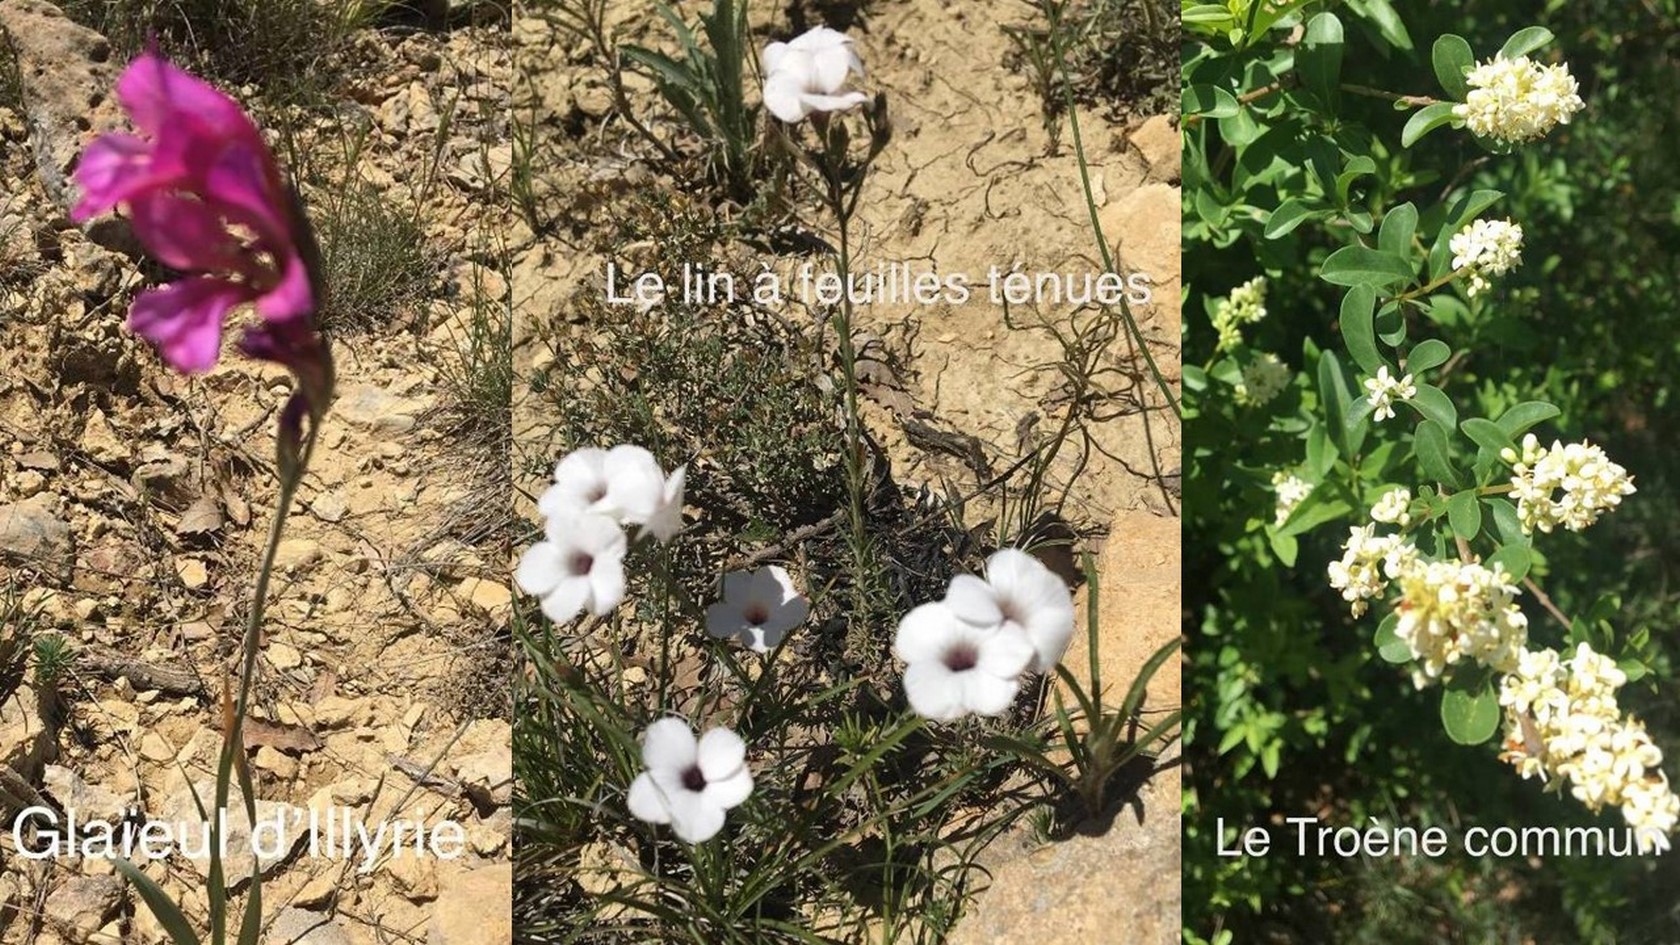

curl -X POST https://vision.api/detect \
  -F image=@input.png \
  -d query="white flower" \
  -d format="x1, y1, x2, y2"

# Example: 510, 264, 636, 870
644, 465, 687, 543
1390, 557, 1527, 682
761, 27, 868, 123
1211, 276, 1268, 353
1370, 487, 1412, 527
1449, 219, 1524, 296
1362, 366, 1417, 422
626, 718, 754, 843
1502, 433, 1636, 535
1453, 55, 1583, 146
1326, 525, 1412, 618
942, 548, 1075, 673
1272, 471, 1312, 526
514, 513, 628, 623
1235, 353, 1290, 407
894, 601, 1034, 721
537, 446, 686, 544
704, 565, 810, 653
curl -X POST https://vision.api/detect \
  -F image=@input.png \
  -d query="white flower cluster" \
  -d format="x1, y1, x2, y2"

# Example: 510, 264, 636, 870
894, 549, 1074, 721
1362, 366, 1417, 422
1392, 557, 1528, 685
1212, 276, 1268, 352
1272, 471, 1312, 527
1498, 644, 1680, 853
1454, 55, 1584, 146
1236, 353, 1291, 407
515, 445, 686, 624
1501, 433, 1636, 535
1369, 487, 1412, 527
1449, 218, 1524, 296
1327, 525, 1416, 618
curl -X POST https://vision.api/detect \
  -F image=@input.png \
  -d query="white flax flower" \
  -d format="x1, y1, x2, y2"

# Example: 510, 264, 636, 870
1362, 366, 1417, 422
1454, 55, 1583, 146
761, 27, 868, 123
704, 565, 810, 653
515, 513, 629, 624
894, 601, 1034, 721
1449, 219, 1524, 296
944, 548, 1076, 673
627, 718, 754, 843
538, 445, 686, 542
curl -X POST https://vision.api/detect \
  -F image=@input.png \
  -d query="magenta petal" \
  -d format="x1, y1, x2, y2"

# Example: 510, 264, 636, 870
125, 190, 246, 274
70, 134, 158, 221
117, 52, 255, 142
204, 142, 289, 249
255, 252, 314, 322
128, 277, 249, 373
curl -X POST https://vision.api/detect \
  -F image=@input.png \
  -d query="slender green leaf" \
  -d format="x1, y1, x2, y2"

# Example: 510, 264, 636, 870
113, 860, 200, 945
1339, 285, 1382, 374
1265, 198, 1315, 238
1321, 245, 1415, 288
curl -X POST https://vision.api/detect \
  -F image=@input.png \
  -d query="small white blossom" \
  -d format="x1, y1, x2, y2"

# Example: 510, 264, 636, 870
1236, 353, 1291, 407
944, 548, 1076, 673
1327, 526, 1414, 618
515, 513, 629, 624
1272, 471, 1312, 526
1454, 54, 1584, 146
1363, 366, 1417, 422
894, 601, 1034, 721
704, 565, 810, 653
761, 27, 868, 123
1449, 219, 1524, 296
1391, 557, 1527, 682
1501, 433, 1636, 535
1211, 276, 1268, 353
627, 719, 754, 843
1370, 487, 1412, 527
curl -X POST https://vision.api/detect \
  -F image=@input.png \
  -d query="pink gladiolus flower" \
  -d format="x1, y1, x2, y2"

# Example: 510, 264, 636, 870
71, 51, 319, 375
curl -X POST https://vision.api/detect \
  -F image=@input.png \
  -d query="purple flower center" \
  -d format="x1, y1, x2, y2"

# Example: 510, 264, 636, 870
943, 642, 979, 673
744, 603, 770, 626
586, 483, 607, 504
681, 765, 707, 792
566, 552, 594, 576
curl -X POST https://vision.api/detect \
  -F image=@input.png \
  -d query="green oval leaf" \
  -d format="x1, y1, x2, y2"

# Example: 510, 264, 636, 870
1407, 383, 1458, 431
1487, 497, 1527, 546
1406, 339, 1452, 373
1441, 680, 1501, 745
1266, 198, 1315, 238
1321, 245, 1416, 288
1401, 101, 1461, 148
1375, 611, 1411, 663
1496, 401, 1562, 439
1489, 543, 1532, 582
1299, 13, 1345, 106
1461, 417, 1515, 454
1431, 34, 1474, 99
1378, 202, 1418, 257
1500, 26, 1555, 60
1186, 84, 1240, 118
1414, 419, 1460, 487
1447, 489, 1483, 540
1340, 285, 1383, 374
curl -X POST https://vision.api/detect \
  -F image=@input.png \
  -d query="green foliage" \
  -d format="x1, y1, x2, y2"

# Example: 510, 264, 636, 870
1185, 0, 1680, 939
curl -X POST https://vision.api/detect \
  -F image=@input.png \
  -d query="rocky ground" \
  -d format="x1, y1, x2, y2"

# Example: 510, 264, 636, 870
517, 0, 1180, 939
0, 1, 513, 942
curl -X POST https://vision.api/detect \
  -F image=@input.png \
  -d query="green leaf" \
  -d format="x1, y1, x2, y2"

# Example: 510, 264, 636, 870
1414, 419, 1460, 487
112, 859, 201, 945
1306, 422, 1339, 478
1269, 528, 1299, 566
1487, 497, 1527, 545
1335, 156, 1377, 204
1407, 383, 1458, 431
1500, 27, 1555, 60
1299, 13, 1345, 106
1346, 0, 1413, 51
1461, 417, 1515, 454
1431, 34, 1474, 99
1265, 198, 1315, 238
1489, 543, 1532, 582
1401, 101, 1461, 148
1496, 401, 1561, 439
1320, 246, 1415, 288
1378, 203, 1418, 257
1375, 612, 1411, 663
1406, 339, 1451, 373
1441, 678, 1501, 745
1339, 286, 1382, 374
1447, 489, 1483, 540
1186, 85, 1240, 118
1183, 4, 1232, 24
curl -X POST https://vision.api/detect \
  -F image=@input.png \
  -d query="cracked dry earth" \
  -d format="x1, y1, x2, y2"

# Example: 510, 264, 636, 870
0, 2, 513, 942
518, 0, 1181, 940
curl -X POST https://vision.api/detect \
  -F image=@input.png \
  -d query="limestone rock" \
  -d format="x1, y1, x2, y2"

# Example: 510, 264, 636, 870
428, 863, 511, 945
0, 493, 73, 580
42, 875, 121, 940
1130, 114, 1181, 185
265, 908, 354, 945
157, 782, 308, 882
